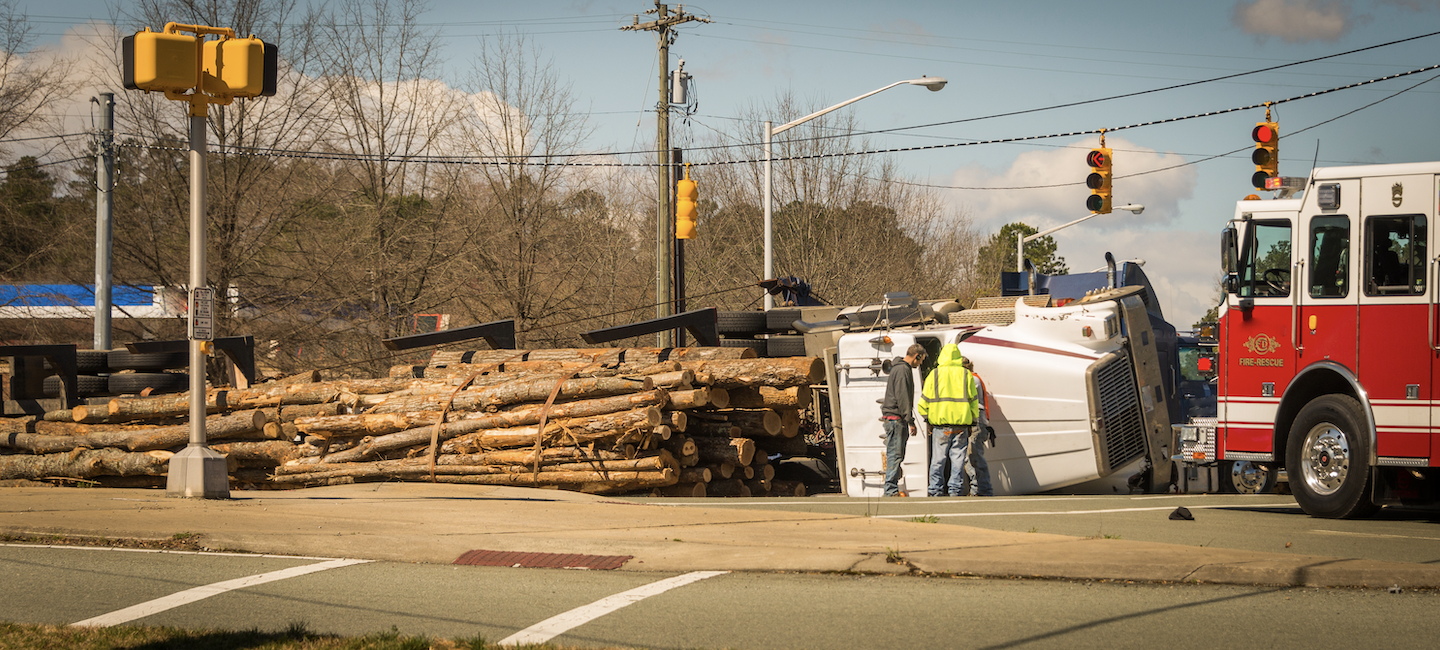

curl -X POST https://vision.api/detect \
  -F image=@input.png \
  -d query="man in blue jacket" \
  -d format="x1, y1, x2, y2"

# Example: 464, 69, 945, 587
880, 344, 926, 496
918, 343, 984, 497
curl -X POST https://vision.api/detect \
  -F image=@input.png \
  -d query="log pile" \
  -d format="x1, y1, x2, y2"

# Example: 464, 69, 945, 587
0, 347, 819, 497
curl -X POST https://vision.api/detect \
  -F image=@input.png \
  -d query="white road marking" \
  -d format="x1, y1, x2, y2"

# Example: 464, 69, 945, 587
71, 558, 371, 627
499, 570, 728, 646
873, 503, 1296, 519
1311, 529, 1440, 542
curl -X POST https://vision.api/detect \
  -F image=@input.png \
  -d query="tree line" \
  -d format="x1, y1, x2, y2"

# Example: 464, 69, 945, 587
0, 0, 1064, 379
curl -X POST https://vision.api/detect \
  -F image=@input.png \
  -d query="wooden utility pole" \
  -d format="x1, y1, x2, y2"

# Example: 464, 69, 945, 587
622, 2, 708, 347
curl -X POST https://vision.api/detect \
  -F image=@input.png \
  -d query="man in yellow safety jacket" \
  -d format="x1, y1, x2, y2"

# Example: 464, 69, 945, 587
918, 343, 986, 497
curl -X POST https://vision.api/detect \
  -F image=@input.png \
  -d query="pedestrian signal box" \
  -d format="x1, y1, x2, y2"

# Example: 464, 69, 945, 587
203, 37, 278, 97
122, 29, 197, 93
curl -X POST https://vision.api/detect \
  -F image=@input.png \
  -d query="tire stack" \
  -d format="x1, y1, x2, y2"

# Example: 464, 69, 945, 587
41, 349, 190, 399
716, 309, 830, 358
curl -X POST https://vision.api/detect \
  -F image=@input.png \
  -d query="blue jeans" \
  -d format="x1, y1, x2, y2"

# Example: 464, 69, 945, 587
882, 419, 908, 496
928, 425, 971, 497
963, 426, 993, 497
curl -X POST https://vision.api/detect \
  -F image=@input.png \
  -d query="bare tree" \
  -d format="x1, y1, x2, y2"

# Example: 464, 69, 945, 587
0, 0, 73, 148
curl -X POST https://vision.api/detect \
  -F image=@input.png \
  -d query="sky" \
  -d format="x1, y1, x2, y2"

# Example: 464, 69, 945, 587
15, 0, 1440, 329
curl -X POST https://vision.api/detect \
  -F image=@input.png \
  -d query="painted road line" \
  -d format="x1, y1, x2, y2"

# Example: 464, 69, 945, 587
1311, 529, 1440, 542
71, 558, 371, 627
499, 570, 728, 646
873, 503, 1297, 519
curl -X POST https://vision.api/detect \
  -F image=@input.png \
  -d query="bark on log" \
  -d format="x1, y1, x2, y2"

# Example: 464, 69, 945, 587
659, 434, 697, 459
427, 407, 661, 455
677, 467, 712, 484
662, 410, 688, 432
280, 467, 676, 491
0, 448, 172, 480
294, 411, 444, 438
70, 406, 112, 424
756, 435, 808, 458
4, 410, 267, 453
688, 422, 740, 438
0, 416, 35, 434
716, 409, 781, 436
770, 479, 807, 497
41, 410, 73, 423
211, 440, 303, 466
653, 481, 706, 497
744, 478, 771, 496
699, 462, 735, 479
726, 386, 812, 410
270, 370, 321, 384
780, 409, 801, 438
681, 357, 823, 389
694, 436, 754, 466
666, 388, 710, 410
365, 375, 652, 414
644, 370, 693, 389
274, 451, 674, 483
103, 383, 342, 422
753, 463, 776, 481
706, 478, 751, 497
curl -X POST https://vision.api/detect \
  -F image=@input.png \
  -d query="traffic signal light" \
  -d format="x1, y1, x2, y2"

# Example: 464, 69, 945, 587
203, 36, 278, 97
1251, 121, 1278, 189
1085, 148, 1112, 214
676, 168, 698, 240
122, 28, 198, 93
123, 27, 277, 98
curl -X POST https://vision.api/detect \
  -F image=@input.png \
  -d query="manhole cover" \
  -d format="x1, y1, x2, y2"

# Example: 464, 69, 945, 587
453, 549, 632, 570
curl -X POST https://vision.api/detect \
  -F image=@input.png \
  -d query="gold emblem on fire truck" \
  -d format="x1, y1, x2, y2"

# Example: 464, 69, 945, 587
1392, 182, 1403, 208
1243, 333, 1279, 355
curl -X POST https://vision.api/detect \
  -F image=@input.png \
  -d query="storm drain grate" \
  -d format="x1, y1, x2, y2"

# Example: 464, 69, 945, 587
453, 549, 632, 570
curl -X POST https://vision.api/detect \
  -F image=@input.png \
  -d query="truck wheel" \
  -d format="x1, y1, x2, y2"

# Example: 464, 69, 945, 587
1220, 460, 1277, 494
109, 349, 188, 371
718, 338, 768, 355
1285, 394, 1379, 518
109, 372, 189, 395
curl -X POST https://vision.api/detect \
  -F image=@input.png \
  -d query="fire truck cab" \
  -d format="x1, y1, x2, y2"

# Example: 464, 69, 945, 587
1215, 161, 1440, 517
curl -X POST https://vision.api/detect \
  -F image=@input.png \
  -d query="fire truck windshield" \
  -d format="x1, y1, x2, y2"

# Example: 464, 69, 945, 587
1239, 220, 1292, 298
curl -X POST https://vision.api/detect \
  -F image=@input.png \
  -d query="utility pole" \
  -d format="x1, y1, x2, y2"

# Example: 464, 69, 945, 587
92, 92, 115, 351
622, 2, 708, 347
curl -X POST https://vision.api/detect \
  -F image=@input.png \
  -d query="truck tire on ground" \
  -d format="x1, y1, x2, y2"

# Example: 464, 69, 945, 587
108, 349, 188, 371
718, 338, 768, 355
109, 372, 188, 395
717, 311, 768, 335
766, 335, 807, 357
1220, 460, 1277, 494
1285, 394, 1379, 518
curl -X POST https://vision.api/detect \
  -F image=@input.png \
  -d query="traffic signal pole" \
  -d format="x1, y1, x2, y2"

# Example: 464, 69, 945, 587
93, 93, 114, 351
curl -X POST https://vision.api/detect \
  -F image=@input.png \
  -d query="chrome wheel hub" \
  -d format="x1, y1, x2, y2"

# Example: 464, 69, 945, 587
1229, 461, 1270, 494
1301, 423, 1351, 496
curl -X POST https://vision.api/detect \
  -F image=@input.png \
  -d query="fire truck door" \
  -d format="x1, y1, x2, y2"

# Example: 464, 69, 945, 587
1297, 212, 1357, 371
1356, 175, 1432, 461
1223, 217, 1297, 454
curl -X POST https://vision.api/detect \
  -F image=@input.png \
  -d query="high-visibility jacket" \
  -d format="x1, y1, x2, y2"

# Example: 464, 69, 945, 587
917, 343, 979, 426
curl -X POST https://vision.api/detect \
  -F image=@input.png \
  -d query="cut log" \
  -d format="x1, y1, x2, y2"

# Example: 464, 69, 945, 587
0, 448, 172, 480
294, 411, 444, 438
744, 478, 771, 496
726, 386, 812, 410
430, 407, 661, 455
644, 370, 694, 389
699, 462, 735, 479
659, 434, 697, 459
653, 481, 706, 497
211, 440, 303, 466
280, 467, 676, 491
688, 422, 740, 438
706, 478, 751, 497
717, 409, 782, 436
662, 410, 688, 432
41, 410, 72, 423
693, 436, 754, 466
739, 464, 755, 479
667, 388, 710, 410
677, 467, 712, 484
779, 409, 801, 438
770, 479, 808, 497
650, 425, 672, 441
682, 357, 823, 389
3, 410, 267, 453
104, 382, 342, 422
753, 463, 777, 481
270, 370, 321, 384
365, 375, 652, 414
756, 435, 808, 458
0, 416, 35, 434
70, 405, 112, 424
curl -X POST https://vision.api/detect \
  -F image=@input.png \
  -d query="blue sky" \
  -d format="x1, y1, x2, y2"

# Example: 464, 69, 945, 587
20, 0, 1440, 327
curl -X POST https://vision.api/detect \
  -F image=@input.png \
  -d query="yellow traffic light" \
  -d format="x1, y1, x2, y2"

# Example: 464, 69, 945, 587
676, 167, 698, 240
122, 28, 198, 93
203, 36, 278, 98
1251, 121, 1279, 189
1085, 147, 1112, 214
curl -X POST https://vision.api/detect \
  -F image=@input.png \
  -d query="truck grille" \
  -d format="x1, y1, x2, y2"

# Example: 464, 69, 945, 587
1093, 352, 1147, 472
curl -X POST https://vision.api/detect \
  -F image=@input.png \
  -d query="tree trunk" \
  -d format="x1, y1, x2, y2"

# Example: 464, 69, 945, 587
694, 436, 754, 466
770, 479, 807, 497
667, 388, 710, 410
744, 477, 771, 496
211, 440, 303, 466
0, 448, 172, 479
366, 376, 652, 414
295, 411, 444, 438
699, 462, 735, 479
662, 410, 688, 432
714, 409, 781, 436
688, 422, 740, 438
726, 386, 812, 409
681, 357, 823, 389
677, 467, 712, 484
706, 478, 750, 497
654, 481, 706, 497
103, 383, 342, 422
439, 407, 659, 453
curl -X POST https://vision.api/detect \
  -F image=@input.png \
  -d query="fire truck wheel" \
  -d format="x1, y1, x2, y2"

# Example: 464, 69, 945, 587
1286, 394, 1380, 519
1220, 460, 1276, 494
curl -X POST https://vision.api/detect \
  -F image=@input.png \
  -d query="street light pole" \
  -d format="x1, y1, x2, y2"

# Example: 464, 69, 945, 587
761, 77, 946, 310
1016, 204, 1145, 273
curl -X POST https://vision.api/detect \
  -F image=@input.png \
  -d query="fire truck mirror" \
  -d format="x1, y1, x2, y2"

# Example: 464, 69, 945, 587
1220, 226, 1238, 275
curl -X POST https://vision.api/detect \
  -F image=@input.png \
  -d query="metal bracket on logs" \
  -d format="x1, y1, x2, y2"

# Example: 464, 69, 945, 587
581, 308, 719, 347
382, 319, 517, 351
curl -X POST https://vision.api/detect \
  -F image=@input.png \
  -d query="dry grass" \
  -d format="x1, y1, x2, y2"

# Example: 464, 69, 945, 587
0, 622, 640, 650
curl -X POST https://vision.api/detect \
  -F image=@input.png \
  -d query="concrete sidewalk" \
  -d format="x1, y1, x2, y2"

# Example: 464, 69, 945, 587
2, 483, 1436, 589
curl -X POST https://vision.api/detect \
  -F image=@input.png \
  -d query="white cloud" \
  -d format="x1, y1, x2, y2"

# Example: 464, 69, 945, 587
1231, 0, 1365, 43
943, 136, 1197, 235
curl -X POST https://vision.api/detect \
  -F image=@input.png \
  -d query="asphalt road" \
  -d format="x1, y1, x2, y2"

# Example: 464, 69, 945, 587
3, 543, 1437, 649
631, 493, 1440, 566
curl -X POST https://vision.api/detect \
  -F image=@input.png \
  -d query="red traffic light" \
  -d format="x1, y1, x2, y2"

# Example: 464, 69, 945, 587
1086, 150, 1108, 168
1252, 124, 1275, 144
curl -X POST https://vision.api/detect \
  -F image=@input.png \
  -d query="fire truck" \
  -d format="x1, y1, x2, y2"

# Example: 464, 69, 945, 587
1180, 161, 1440, 518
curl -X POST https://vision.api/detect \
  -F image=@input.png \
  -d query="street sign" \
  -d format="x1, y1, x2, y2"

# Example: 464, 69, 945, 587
189, 287, 214, 341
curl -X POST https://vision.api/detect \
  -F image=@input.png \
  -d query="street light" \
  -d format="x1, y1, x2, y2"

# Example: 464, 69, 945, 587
1016, 204, 1145, 273
762, 76, 947, 310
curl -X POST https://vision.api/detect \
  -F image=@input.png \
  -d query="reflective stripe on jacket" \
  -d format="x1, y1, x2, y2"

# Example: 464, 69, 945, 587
917, 343, 979, 426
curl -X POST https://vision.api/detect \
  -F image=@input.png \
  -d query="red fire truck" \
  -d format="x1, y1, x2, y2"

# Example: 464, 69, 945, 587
1188, 161, 1440, 518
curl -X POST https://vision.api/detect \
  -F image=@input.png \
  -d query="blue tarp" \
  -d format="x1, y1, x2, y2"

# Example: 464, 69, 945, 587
0, 284, 155, 307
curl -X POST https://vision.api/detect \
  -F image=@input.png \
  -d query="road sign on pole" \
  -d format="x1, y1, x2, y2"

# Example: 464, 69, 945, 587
189, 287, 214, 341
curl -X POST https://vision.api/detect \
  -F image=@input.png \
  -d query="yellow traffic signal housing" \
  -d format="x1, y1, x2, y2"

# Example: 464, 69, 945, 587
203, 36, 278, 97
1251, 121, 1279, 189
122, 29, 198, 93
1085, 147, 1112, 214
676, 172, 698, 240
